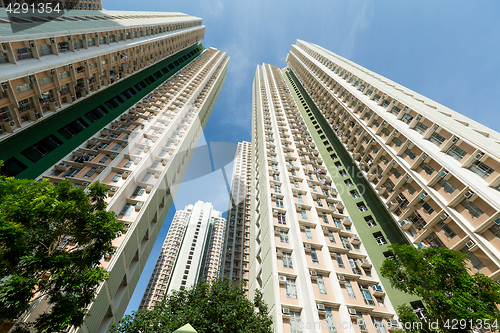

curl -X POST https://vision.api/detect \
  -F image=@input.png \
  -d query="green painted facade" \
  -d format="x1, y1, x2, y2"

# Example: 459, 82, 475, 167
0, 43, 205, 180
282, 67, 418, 310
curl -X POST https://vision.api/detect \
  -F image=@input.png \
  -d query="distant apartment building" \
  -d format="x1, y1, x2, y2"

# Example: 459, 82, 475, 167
140, 201, 226, 310
0, 7, 229, 332
220, 141, 252, 293
249, 63, 399, 333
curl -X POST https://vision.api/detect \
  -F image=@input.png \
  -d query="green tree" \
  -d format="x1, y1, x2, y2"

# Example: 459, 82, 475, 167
380, 244, 500, 333
0, 171, 123, 333
111, 278, 273, 333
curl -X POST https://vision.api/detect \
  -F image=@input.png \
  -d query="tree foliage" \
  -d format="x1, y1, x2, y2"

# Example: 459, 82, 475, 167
111, 278, 273, 333
380, 244, 500, 333
0, 171, 123, 333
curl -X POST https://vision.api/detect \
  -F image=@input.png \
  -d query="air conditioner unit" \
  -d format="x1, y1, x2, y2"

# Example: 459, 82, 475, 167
406, 141, 412, 147
84, 60, 87, 65
434, 125, 439, 131
466, 240, 476, 249
475, 152, 484, 160
420, 193, 427, 200
348, 308, 357, 315
322, 227, 329, 233
82, 182, 89, 186
309, 270, 317, 276
274, 227, 281, 233
464, 191, 474, 199
440, 213, 449, 220
421, 153, 428, 160
1, 82, 7, 90
338, 275, 345, 282
317, 304, 325, 311
440, 170, 448, 178
272, 194, 276, 198
97, 166, 106, 170
304, 244, 312, 250
276, 249, 283, 257
452, 137, 459, 144
405, 175, 411, 181
282, 308, 290, 315
51, 69, 56, 76
29, 41, 35, 47
69, 64, 73, 70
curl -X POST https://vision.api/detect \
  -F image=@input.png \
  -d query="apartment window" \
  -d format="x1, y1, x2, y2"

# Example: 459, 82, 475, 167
328, 231, 336, 243
404, 149, 417, 160
317, 275, 327, 294
83, 168, 96, 178
63, 167, 80, 177
392, 137, 403, 147
111, 143, 122, 151
294, 181, 300, 188
489, 221, 500, 239
119, 203, 134, 217
345, 279, 356, 298
384, 179, 395, 192
437, 221, 456, 239
403, 182, 416, 195
335, 252, 344, 268
380, 155, 389, 165
40, 76, 54, 86
16, 83, 33, 94
437, 178, 457, 194
340, 236, 352, 250
419, 161, 435, 175
286, 278, 297, 299
325, 308, 337, 333
349, 258, 362, 275
460, 247, 485, 271
419, 200, 434, 215
469, 160, 494, 179
132, 186, 145, 198
429, 132, 446, 147
376, 297, 385, 307
279, 231, 289, 244
426, 232, 446, 248
305, 226, 313, 239
391, 168, 401, 179
414, 121, 428, 134
277, 213, 286, 225
316, 198, 323, 207
373, 317, 387, 333
275, 198, 284, 208
381, 128, 391, 136
282, 252, 293, 268
460, 199, 484, 218
123, 160, 132, 168
359, 284, 375, 305
310, 248, 319, 264
374, 232, 387, 245
446, 144, 467, 161
334, 218, 343, 229
290, 311, 301, 333
301, 209, 308, 219
297, 193, 303, 203
274, 185, 281, 193
273, 173, 280, 181
59, 71, 70, 79
110, 173, 122, 183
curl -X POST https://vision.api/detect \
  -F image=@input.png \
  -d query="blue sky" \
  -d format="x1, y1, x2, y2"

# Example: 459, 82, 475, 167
103, 0, 500, 315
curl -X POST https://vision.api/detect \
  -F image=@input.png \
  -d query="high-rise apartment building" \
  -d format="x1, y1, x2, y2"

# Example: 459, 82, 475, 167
0, 8, 204, 179
249, 63, 399, 333
0, 8, 229, 333
220, 141, 252, 293
140, 201, 226, 311
285, 40, 500, 286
